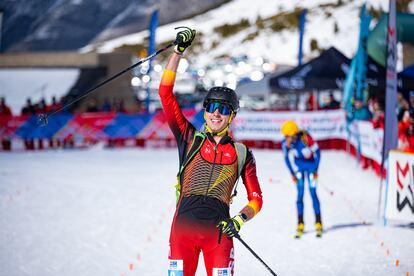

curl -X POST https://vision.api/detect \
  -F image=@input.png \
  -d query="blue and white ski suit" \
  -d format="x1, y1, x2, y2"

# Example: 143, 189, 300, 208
281, 131, 321, 218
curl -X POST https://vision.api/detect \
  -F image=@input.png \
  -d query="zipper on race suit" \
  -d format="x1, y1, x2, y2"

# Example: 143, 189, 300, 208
204, 143, 218, 200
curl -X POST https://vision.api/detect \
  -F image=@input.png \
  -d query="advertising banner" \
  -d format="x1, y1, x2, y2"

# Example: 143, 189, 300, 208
385, 151, 414, 222
232, 110, 346, 141
0, 115, 31, 139
356, 121, 383, 163
104, 113, 154, 138
54, 113, 116, 141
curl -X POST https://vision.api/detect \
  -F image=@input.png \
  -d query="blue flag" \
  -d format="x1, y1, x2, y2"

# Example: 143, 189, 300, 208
298, 9, 307, 66
146, 9, 158, 113
148, 10, 158, 57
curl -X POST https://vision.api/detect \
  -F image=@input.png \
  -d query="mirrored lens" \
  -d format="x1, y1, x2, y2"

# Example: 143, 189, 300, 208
206, 102, 231, 115
220, 104, 231, 115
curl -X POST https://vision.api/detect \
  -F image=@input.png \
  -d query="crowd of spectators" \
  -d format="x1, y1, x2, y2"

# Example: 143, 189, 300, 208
20, 96, 63, 116
397, 91, 414, 153
1, 91, 413, 153
84, 97, 127, 113
346, 90, 414, 153
0, 95, 143, 150
0, 95, 140, 117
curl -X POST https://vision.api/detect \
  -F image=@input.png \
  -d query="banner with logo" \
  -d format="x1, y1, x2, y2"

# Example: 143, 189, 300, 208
384, 151, 414, 222
232, 110, 346, 141
356, 121, 383, 163
103, 113, 154, 138
54, 113, 116, 141
346, 120, 383, 163
0, 115, 31, 139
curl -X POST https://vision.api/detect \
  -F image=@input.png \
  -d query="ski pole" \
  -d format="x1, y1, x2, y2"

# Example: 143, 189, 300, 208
235, 234, 277, 276
37, 41, 175, 126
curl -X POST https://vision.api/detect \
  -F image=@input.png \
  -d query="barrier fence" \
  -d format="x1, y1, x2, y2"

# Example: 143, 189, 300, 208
0, 109, 385, 176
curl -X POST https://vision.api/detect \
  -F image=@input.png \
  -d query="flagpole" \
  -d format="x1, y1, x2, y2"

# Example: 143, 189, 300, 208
378, 0, 398, 221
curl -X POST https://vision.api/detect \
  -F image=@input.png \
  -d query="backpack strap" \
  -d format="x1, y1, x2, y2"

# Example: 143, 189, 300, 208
175, 131, 206, 203
230, 142, 247, 203
178, 131, 206, 175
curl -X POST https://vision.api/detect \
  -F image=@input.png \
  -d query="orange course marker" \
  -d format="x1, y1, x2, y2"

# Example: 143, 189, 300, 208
395, 259, 399, 267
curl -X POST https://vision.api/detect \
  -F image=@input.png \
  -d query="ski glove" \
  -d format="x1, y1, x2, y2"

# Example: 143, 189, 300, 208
174, 27, 196, 53
217, 214, 246, 237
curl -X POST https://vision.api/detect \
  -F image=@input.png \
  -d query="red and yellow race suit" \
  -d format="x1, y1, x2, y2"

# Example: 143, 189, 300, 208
159, 69, 263, 276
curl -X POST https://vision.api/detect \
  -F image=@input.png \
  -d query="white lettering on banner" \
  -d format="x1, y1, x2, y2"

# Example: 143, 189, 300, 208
231, 110, 346, 141
385, 151, 414, 223
278, 77, 305, 89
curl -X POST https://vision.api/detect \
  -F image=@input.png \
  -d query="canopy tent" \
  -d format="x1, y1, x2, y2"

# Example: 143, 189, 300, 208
269, 47, 350, 93
367, 13, 414, 67
400, 63, 414, 79
343, 10, 414, 112
367, 57, 414, 100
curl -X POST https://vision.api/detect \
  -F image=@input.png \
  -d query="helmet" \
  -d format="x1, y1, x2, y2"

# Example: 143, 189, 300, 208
281, 120, 299, 136
203, 87, 239, 112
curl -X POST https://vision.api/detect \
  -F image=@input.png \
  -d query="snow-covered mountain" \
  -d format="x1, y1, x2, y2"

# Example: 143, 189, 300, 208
0, 0, 230, 52
84, 0, 396, 67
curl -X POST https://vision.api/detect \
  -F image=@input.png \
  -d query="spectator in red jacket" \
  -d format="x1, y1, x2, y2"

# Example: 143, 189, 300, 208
371, 100, 384, 129
0, 97, 12, 150
0, 97, 12, 116
47, 96, 62, 113
398, 108, 414, 153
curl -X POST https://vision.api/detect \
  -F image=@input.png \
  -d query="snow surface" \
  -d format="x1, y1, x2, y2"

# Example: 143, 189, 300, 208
84, 0, 391, 67
0, 68, 80, 115
1, 147, 413, 276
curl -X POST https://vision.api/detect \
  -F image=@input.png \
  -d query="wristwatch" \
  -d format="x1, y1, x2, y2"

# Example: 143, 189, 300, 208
240, 213, 248, 222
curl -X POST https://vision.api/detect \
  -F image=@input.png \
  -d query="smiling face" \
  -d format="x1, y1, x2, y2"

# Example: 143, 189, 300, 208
205, 108, 232, 134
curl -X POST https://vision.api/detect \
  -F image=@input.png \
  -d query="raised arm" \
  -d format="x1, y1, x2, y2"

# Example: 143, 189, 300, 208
159, 53, 191, 140
158, 28, 196, 143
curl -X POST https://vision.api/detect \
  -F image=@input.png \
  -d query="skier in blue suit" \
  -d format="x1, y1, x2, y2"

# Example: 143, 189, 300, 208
281, 120, 323, 238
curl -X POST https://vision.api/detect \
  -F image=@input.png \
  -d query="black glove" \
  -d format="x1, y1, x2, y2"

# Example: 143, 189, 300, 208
174, 27, 196, 53
217, 215, 245, 238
